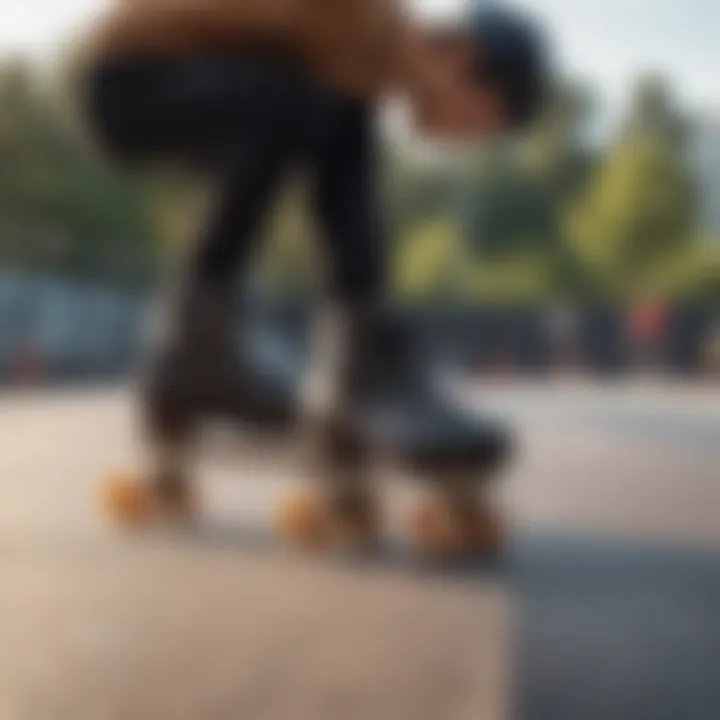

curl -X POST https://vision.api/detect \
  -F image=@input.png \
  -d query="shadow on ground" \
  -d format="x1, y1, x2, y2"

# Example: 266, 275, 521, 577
512, 532, 720, 720
182, 518, 508, 581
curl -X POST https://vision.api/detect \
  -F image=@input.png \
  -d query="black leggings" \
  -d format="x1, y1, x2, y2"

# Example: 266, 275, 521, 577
83, 54, 385, 303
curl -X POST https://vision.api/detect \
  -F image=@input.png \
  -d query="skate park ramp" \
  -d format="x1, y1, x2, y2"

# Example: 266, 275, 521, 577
0, 382, 719, 720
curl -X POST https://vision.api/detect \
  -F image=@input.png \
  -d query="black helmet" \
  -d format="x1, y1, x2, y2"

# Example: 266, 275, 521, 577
467, 4, 550, 129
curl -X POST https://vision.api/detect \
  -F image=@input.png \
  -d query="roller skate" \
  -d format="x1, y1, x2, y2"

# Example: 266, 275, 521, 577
275, 306, 381, 554
352, 307, 511, 559
99, 276, 300, 528
99, 415, 199, 528
277, 303, 512, 559
276, 419, 380, 553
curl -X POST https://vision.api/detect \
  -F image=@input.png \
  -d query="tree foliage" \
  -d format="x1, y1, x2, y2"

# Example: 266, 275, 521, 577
0, 60, 158, 286
0, 57, 713, 304
566, 74, 699, 299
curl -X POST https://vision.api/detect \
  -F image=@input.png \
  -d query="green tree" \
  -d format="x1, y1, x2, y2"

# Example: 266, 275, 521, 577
394, 218, 463, 300
621, 74, 687, 147
0, 58, 159, 286
458, 81, 596, 297
256, 180, 319, 297
567, 76, 697, 299
461, 156, 559, 257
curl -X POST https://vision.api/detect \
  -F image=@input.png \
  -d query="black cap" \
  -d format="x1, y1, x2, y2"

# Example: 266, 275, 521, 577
467, 3, 550, 128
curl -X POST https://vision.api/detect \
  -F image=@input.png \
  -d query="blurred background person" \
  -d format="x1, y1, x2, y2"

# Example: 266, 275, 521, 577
625, 296, 668, 374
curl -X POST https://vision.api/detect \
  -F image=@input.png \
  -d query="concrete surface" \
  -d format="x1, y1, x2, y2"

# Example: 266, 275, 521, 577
0, 382, 718, 720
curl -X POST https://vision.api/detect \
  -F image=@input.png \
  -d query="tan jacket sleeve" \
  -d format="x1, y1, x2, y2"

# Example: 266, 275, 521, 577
92, 0, 309, 56
90, 0, 405, 100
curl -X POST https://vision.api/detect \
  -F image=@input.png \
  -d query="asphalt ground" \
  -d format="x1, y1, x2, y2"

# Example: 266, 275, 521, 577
0, 381, 718, 720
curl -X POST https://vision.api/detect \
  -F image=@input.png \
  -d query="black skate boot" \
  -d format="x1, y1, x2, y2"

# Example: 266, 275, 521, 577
339, 306, 511, 468
337, 304, 513, 558
277, 302, 512, 557
100, 277, 300, 528
142, 277, 299, 432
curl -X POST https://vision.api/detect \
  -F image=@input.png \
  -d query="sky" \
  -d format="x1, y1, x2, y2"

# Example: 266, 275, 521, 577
0, 0, 717, 119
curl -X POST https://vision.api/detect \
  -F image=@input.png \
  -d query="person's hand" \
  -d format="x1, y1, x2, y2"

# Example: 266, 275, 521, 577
397, 28, 505, 140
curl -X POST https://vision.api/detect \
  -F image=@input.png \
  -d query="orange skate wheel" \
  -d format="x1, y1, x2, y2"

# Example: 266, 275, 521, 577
98, 473, 198, 527
99, 473, 156, 526
275, 489, 331, 551
464, 502, 505, 557
409, 495, 505, 559
276, 488, 379, 552
409, 496, 466, 556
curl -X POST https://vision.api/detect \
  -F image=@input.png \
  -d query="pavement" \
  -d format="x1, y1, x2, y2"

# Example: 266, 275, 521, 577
0, 381, 719, 720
